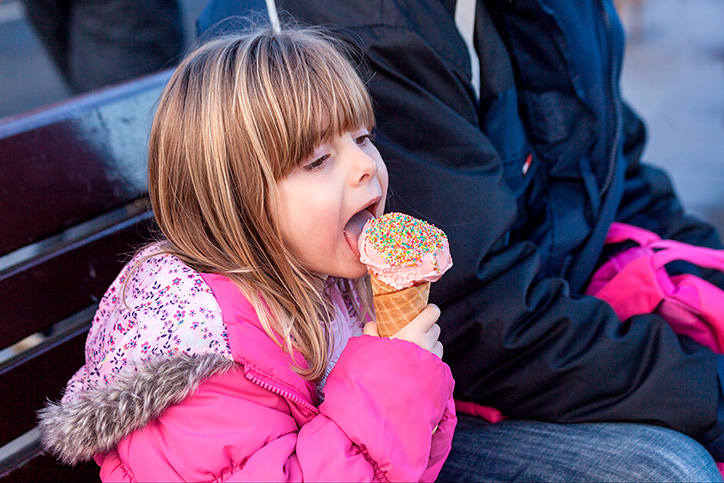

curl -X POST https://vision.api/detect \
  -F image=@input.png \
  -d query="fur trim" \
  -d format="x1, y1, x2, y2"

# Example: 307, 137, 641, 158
37, 353, 236, 465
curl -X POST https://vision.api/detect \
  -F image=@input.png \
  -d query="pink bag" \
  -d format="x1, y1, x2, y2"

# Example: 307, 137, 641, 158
586, 222, 724, 353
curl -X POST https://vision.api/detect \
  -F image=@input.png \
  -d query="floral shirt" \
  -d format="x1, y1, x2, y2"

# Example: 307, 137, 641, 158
63, 245, 232, 403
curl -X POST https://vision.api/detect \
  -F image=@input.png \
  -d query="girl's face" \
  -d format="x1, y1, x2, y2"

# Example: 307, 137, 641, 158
277, 128, 388, 279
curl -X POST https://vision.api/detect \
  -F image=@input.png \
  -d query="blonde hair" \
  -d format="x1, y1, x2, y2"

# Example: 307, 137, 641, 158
147, 26, 375, 380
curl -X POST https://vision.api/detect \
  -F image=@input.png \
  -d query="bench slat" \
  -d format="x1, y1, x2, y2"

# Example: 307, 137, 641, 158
0, 71, 169, 256
0, 211, 156, 348
1, 326, 88, 447
2, 453, 100, 482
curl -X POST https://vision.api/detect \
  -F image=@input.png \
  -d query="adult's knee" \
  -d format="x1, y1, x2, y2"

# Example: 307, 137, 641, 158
630, 425, 721, 482
559, 422, 720, 482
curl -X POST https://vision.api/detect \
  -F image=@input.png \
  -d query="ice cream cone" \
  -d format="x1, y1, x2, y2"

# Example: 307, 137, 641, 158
370, 274, 431, 337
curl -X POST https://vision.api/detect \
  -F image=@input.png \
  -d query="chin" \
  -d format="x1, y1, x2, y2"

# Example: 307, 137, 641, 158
332, 263, 368, 280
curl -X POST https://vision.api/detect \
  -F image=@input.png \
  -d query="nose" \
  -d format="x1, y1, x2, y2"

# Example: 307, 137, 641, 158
348, 143, 378, 186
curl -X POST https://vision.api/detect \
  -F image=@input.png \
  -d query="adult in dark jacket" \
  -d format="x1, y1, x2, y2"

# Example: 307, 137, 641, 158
198, 0, 724, 480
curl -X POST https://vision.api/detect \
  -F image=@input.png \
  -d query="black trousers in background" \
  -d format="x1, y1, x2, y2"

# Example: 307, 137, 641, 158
22, 0, 183, 93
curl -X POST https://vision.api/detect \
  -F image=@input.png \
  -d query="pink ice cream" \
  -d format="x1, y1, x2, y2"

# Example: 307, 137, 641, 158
358, 212, 453, 290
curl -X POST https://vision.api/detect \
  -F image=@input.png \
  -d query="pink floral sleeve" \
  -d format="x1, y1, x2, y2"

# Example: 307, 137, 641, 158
62, 245, 233, 403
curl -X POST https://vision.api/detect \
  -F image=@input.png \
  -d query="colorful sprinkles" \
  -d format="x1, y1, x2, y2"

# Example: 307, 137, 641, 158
365, 212, 447, 267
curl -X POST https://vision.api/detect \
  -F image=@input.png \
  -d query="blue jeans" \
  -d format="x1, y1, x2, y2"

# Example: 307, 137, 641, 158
439, 415, 722, 482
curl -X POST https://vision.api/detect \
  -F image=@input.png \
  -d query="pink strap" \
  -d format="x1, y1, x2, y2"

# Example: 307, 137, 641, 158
650, 240, 724, 272
605, 222, 662, 245
606, 222, 724, 272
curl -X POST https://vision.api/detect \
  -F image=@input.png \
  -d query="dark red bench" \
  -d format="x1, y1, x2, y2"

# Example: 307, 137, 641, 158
0, 70, 171, 482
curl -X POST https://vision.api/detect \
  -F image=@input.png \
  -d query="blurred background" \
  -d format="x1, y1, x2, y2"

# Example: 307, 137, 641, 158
615, 0, 724, 234
1, 0, 723, 232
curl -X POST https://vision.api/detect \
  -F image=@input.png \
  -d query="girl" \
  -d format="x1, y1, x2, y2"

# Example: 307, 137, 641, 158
38, 26, 456, 482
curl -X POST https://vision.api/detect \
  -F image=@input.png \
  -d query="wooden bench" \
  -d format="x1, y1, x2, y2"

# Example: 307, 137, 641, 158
0, 70, 171, 482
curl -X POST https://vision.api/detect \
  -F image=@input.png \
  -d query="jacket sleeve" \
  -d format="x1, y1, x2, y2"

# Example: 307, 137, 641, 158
98, 337, 454, 482
310, 20, 723, 445
312, 336, 456, 482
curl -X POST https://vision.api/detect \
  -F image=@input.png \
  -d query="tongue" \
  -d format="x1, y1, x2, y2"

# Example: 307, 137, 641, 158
344, 210, 375, 258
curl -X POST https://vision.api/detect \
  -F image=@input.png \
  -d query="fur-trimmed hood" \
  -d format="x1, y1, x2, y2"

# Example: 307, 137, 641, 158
38, 353, 235, 465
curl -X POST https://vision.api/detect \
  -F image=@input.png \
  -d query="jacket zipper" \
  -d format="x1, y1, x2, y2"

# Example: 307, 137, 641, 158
245, 371, 320, 415
599, 0, 623, 195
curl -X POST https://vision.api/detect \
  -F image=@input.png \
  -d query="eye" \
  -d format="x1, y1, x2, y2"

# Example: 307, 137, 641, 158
303, 154, 329, 172
354, 133, 373, 146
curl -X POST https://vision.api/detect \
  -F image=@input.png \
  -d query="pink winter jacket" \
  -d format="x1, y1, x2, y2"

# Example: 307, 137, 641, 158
38, 247, 457, 482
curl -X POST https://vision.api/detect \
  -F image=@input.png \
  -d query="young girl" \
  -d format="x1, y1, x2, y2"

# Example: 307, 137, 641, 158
38, 26, 456, 482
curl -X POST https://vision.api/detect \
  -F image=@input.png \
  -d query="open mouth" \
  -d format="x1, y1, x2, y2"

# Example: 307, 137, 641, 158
343, 201, 379, 258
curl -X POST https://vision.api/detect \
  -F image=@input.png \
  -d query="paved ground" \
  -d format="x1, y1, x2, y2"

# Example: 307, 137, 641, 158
619, 0, 724, 232
2, 0, 723, 232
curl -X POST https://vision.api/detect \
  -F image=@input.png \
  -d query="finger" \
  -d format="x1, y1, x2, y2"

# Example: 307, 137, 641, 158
433, 341, 443, 359
363, 321, 379, 337
407, 304, 441, 332
389, 304, 440, 343
429, 322, 441, 339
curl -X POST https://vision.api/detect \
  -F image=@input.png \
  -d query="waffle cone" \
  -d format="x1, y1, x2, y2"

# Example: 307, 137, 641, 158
369, 274, 430, 337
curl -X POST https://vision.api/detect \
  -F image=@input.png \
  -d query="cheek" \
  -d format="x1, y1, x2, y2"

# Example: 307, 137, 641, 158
281, 196, 337, 256
276, 187, 307, 252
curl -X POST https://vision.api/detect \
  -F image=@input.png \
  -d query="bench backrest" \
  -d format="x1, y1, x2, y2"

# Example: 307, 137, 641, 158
0, 70, 171, 481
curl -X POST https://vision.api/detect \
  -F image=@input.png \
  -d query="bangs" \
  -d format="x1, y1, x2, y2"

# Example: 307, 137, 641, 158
236, 28, 375, 178
291, 65, 375, 174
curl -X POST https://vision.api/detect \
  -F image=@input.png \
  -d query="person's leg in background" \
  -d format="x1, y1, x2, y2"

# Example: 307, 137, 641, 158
69, 0, 183, 93
440, 414, 722, 482
22, 0, 183, 93
22, 0, 72, 82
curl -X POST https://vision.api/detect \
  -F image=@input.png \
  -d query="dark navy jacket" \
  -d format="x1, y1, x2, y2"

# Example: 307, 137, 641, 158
199, 0, 724, 451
